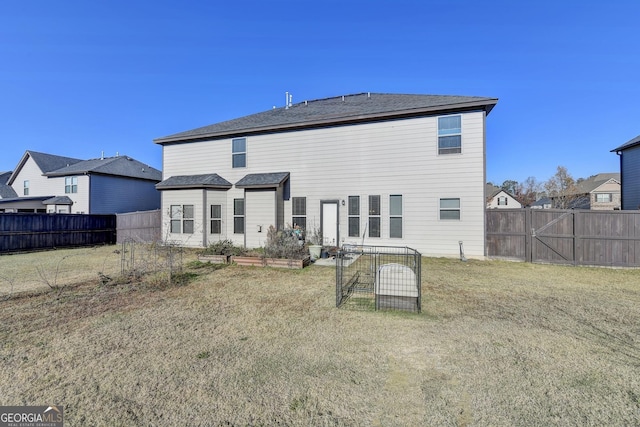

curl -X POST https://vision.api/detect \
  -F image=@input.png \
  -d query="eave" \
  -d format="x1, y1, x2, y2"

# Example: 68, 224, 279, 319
154, 99, 498, 145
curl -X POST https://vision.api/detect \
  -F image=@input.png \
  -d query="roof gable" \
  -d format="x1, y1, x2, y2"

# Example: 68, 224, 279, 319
8, 151, 84, 185
576, 173, 621, 194
155, 93, 498, 144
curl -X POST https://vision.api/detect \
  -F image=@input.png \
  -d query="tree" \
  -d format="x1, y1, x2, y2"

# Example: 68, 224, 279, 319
544, 166, 580, 209
501, 180, 519, 195
518, 176, 542, 207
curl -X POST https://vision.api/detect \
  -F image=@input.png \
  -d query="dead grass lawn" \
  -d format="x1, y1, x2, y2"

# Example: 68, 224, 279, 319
0, 248, 639, 426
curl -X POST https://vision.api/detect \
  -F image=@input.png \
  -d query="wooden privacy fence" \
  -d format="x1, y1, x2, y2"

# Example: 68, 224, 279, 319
486, 209, 640, 267
0, 213, 116, 253
116, 209, 161, 243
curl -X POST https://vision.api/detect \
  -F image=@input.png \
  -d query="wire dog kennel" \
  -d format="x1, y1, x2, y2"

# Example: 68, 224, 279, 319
336, 245, 421, 312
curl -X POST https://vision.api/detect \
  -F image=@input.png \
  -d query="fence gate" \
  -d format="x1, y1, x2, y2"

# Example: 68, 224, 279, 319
530, 210, 575, 264
486, 209, 640, 267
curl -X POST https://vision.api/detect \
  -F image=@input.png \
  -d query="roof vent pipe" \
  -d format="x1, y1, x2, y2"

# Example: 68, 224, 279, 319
101, 151, 104, 160
285, 92, 289, 109
367, 92, 371, 99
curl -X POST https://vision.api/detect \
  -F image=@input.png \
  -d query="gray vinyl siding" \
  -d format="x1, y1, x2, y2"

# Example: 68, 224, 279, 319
204, 190, 229, 246
161, 111, 487, 257
621, 145, 640, 210
161, 189, 203, 246
90, 175, 161, 214
245, 189, 276, 248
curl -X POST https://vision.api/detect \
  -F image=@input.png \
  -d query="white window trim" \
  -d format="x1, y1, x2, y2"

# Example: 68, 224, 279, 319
439, 197, 461, 220
437, 114, 462, 155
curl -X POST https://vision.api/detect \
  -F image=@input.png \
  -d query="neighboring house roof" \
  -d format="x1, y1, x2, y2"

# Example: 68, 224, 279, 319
575, 173, 621, 194
44, 155, 162, 182
611, 135, 640, 152
156, 174, 232, 190
42, 196, 74, 205
530, 197, 552, 208
0, 171, 18, 198
8, 151, 83, 185
235, 172, 290, 188
154, 93, 499, 144
0, 195, 54, 205
485, 184, 501, 199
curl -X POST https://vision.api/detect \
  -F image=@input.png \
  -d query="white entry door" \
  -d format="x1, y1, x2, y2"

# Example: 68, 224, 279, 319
321, 201, 339, 246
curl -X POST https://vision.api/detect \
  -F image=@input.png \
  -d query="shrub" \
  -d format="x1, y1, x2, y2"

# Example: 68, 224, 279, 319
200, 240, 246, 256
264, 226, 307, 260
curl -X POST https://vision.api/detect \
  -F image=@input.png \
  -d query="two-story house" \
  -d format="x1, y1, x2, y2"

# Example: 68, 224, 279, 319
154, 93, 498, 258
572, 173, 621, 210
1, 151, 162, 214
612, 135, 640, 210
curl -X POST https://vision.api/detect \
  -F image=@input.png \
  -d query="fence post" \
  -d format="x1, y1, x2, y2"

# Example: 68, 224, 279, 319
525, 209, 532, 262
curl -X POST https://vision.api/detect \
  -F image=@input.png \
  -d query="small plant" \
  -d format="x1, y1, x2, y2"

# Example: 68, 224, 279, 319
199, 239, 246, 256
264, 226, 308, 260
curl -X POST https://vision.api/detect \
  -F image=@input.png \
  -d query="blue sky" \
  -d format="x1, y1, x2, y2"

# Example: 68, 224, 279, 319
1, 1, 638, 186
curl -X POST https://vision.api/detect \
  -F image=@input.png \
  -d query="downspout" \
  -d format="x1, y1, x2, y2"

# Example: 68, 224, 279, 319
616, 150, 623, 209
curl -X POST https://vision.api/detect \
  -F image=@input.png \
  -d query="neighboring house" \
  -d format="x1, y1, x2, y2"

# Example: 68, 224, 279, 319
0, 171, 18, 199
485, 184, 522, 209
1, 151, 162, 214
611, 135, 640, 210
572, 173, 621, 210
530, 197, 552, 209
154, 92, 498, 258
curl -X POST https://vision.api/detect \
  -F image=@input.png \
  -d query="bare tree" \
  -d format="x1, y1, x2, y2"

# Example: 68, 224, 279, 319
518, 176, 542, 207
544, 166, 580, 209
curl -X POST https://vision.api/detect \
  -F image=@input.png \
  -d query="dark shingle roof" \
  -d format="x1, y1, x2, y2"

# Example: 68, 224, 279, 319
42, 196, 74, 205
611, 135, 640, 152
575, 173, 620, 194
235, 172, 290, 188
44, 156, 162, 182
0, 171, 18, 198
155, 93, 498, 144
28, 151, 83, 173
156, 174, 232, 190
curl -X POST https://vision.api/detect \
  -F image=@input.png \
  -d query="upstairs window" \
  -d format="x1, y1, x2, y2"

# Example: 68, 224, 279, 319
368, 195, 381, 238
498, 196, 508, 206
232, 138, 247, 168
65, 177, 78, 194
348, 196, 360, 237
438, 115, 462, 154
23, 180, 29, 196
292, 197, 307, 230
595, 193, 612, 203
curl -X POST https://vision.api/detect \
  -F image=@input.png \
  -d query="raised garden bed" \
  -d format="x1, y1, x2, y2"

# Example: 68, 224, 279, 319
198, 254, 231, 264
231, 256, 311, 269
